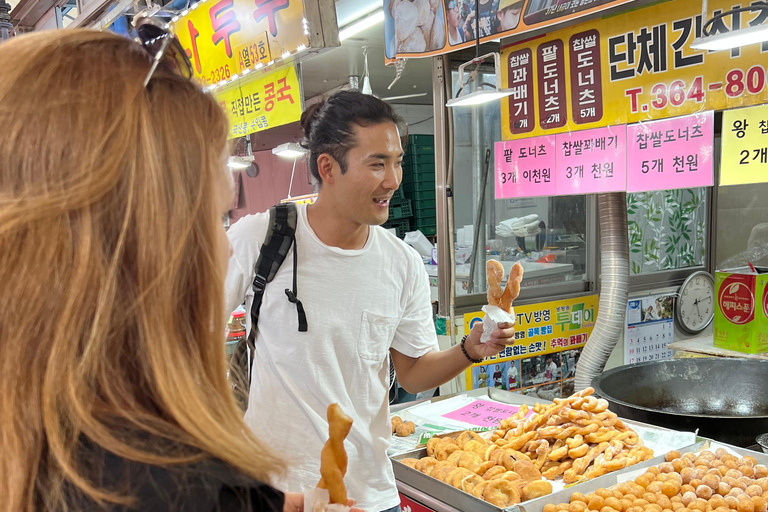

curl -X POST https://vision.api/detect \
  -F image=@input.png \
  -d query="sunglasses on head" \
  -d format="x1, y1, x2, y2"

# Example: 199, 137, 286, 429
135, 17, 194, 87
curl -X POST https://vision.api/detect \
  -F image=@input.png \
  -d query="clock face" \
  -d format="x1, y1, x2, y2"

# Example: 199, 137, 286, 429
678, 272, 715, 333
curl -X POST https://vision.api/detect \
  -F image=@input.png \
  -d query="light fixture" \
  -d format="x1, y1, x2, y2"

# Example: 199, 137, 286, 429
227, 156, 252, 169
339, 9, 384, 41
272, 142, 306, 159
446, 52, 512, 107
691, 1, 768, 50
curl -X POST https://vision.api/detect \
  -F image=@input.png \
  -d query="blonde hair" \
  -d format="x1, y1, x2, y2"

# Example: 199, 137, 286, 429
0, 30, 283, 511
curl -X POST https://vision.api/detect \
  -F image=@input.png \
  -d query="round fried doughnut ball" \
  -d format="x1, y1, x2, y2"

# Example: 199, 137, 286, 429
697, 485, 713, 500
683, 492, 698, 507
748, 486, 765, 498
755, 467, 768, 479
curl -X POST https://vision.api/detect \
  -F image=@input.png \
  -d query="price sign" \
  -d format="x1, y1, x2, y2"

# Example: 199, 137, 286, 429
442, 400, 533, 428
721, 104, 768, 186
494, 136, 557, 199
555, 125, 627, 195
626, 111, 714, 193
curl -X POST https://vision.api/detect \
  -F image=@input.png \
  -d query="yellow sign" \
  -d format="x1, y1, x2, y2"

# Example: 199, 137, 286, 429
721, 105, 768, 186
214, 65, 302, 139
501, 0, 768, 139
463, 295, 598, 396
173, 0, 308, 86
234, 31, 272, 73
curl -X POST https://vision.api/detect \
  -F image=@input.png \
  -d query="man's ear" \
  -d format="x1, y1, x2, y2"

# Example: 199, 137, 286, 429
316, 154, 337, 184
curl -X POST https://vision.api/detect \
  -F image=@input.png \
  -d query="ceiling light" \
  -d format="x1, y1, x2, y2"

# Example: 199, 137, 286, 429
339, 9, 384, 41
447, 52, 512, 108
447, 89, 513, 107
227, 156, 252, 169
690, 2, 768, 50
272, 143, 306, 159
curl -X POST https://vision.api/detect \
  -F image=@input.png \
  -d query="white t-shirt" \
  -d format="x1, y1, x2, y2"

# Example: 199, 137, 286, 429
546, 361, 558, 381
224, 204, 439, 512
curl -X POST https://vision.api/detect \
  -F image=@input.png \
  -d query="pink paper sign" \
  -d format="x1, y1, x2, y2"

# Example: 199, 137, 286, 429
495, 136, 557, 199
442, 400, 532, 428
555, 126, 628, 195
627, 111, 715, 193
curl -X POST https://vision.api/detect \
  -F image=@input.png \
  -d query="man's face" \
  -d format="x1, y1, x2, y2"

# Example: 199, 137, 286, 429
330, 122, 403, 227
497, 5, 522, 31
447, 0, 460, 27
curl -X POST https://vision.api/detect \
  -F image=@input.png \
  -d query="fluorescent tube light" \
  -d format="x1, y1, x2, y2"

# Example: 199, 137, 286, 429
272, 143, 306, 159
447, 89, 513, 107
339, 10, 384, 41
691, 23, 768, 50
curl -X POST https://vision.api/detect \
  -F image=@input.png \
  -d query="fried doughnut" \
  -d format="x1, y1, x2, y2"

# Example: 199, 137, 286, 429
400, 458, 419, 469
395, 421, 416, 437
317, 404, 353, 504
500, 262, 524, 313
391, 416, 404, 433
483, 465, 507, 480
416, 457, 439, 475
484, 479, 522, 507
523, 480, 554, 501
487, 259, 505, 307
457, 430, 485, 448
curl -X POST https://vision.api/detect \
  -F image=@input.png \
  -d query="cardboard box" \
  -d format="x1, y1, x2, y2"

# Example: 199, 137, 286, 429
714, 268, 768, 354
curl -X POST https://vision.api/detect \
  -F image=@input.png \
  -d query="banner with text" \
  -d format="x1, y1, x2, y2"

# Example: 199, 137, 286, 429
463, 295, 597, 400
721, 105, 768, 186
215, 65, 301, 138
383, 0, 637, 63
501, 0, 768, 139
173, 0, 308, 87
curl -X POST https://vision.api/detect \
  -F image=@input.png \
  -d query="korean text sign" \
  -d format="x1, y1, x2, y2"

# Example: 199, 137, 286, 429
554, 125, 627, 195
721, 105, 768, 186
173, 0, 307, 86
495, 135, 557, 199
442, 401, 532, 428
626, 111, 714, 193
215, 65, 301, 138
463, 295, 598, 394
501, 0, 768, 139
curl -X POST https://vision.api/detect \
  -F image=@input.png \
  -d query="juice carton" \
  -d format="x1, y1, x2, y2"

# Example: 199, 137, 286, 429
714, 268, 768, 354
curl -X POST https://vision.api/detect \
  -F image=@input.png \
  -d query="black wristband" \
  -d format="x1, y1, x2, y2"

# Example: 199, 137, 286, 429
460, 334, 484, 364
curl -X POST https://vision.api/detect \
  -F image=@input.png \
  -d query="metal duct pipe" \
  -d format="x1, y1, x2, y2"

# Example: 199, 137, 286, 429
574, 192, 629, 391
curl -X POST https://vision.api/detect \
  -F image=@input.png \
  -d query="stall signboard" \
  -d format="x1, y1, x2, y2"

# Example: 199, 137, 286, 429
721, 105, 768, 186
398, 493, 437, 512
173, 0, 308, 87
501, 0, 768, 139
626, 111, 715, 193
463, 295, 598, 400
382, 0, 637, 63
554, 125, 627, 195
215, 65, 301, 138
494, 135, 557, 198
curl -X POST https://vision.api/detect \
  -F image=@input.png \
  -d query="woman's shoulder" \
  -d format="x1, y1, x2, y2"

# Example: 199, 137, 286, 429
77, 451, 284, 512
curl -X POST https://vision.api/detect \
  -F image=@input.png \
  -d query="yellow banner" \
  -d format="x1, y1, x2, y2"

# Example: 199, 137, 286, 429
173, 0, 308, 87
215, 65, 302, 138
721, 105, 768, 186
463, 295, 597, 397
501, 0, 768, 139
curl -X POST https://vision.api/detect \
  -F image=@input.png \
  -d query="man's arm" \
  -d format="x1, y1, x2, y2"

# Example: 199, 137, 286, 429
390, 321, 515, 394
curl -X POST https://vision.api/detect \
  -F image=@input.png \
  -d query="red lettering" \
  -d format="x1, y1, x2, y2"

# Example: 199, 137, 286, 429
253, 0, 290, 37
210, 0, 241, 59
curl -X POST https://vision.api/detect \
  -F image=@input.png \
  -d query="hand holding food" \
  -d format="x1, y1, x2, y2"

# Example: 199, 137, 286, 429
317, 404, 353, 505
486, 261, 523, 314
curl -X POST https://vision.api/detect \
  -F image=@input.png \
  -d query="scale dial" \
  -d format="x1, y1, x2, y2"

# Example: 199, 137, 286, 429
675, 271, 715, 334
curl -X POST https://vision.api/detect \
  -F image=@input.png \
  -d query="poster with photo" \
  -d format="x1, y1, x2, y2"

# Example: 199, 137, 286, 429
470, 360, 522, 391
624, 294, 675, 365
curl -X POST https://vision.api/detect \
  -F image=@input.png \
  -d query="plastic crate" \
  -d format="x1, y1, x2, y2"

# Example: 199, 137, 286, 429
383, 218, 411, 238
403, 181, 436, 193
413, 213, 437, 225
406, 144, 435, 155
391, 188, 406, 202
406, 189, 436, 202
417, 225, 437, 236
403, 153, 435, 165
388, 200, 413, 220
403, 171, 435, 184
413, 198, 436, 210
408, 134, 434, 145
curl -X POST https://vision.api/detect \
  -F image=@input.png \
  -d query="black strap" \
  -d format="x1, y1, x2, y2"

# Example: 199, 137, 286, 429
237, 203, 307, 387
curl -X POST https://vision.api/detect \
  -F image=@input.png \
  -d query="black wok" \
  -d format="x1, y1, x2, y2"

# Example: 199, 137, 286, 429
592, 358, 768, 447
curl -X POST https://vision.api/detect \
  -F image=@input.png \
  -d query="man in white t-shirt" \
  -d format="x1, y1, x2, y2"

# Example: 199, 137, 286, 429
545, 355, 558, 382
224, 91, 516, 512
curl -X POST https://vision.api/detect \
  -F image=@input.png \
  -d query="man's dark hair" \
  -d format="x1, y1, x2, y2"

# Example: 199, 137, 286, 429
299, 90, 404, 184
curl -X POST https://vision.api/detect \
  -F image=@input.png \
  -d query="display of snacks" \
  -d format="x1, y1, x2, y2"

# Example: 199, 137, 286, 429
392, 416, 416, 437
490, 387, 654, 484
543, 449, 768, 512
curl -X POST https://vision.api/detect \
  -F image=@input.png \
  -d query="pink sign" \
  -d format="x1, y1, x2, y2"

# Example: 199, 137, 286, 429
495, 136, 557, 199
442, 400, 532, 428
627, 111, 715, 193
555, 126, 628, 195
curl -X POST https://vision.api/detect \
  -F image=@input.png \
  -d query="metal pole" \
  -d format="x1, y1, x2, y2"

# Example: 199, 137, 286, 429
0, 0, 12, 41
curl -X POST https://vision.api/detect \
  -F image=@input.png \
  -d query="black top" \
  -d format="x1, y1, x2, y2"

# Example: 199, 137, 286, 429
65, 448, 285, 512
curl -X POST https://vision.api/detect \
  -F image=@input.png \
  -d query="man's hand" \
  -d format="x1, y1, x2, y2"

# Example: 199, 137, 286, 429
463, 321, 516, 361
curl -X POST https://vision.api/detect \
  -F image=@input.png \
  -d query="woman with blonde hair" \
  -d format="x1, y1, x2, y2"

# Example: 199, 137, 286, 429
0, 26, 306, 511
